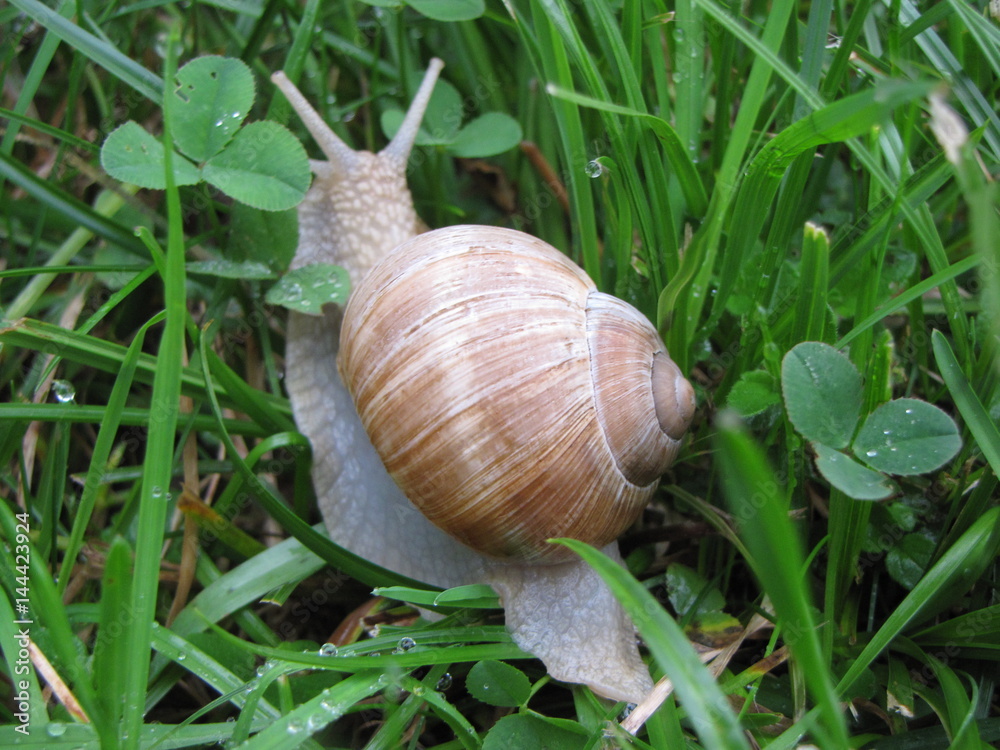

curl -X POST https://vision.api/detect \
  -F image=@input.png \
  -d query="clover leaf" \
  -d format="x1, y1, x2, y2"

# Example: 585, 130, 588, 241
781, 342, 961, 501
101, 56, 309, 212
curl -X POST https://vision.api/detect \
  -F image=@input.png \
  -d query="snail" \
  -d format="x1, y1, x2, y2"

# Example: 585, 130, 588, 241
272, 59, 695, 703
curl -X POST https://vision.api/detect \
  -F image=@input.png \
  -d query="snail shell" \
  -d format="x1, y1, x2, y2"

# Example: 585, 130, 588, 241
338, 225, 695, 563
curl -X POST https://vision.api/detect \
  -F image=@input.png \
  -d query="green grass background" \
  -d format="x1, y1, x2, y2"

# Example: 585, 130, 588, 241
1, 0, 998, 748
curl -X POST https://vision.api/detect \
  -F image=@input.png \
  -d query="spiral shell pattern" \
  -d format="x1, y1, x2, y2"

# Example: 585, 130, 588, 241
338, 226, 694, 563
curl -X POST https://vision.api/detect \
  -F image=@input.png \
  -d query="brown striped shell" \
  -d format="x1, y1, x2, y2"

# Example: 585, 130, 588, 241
338, 225, 695, 563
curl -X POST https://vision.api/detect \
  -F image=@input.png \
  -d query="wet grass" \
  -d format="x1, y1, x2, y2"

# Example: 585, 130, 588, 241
1, 1, 998, 747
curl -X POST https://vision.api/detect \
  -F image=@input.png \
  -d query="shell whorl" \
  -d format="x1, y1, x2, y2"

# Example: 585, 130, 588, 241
586, 292, 695, 486
338, 225, 693, 563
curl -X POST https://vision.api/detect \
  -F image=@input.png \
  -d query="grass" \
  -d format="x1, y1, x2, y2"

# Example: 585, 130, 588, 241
1, 0, 998, 747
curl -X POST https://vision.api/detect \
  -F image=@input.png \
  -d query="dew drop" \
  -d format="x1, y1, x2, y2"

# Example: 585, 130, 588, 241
412, 685, 425, 696
176, 653, 186, 662
883, 429, 892, 435
673, 27, 686, 42
52, 380, 76, 403
585, 159, 604, 178
151, 486, 163, 499
46, 723, 67, 737
866, 450, 878, 457
306, 712, 326, 730
435, 673, 452, 691
396, 636, 416, 651
319, 643, 338, 657
232, 111, 241, 118
905, 408, 913, 414
214, 119, 224, 127
286, 720, 303, 734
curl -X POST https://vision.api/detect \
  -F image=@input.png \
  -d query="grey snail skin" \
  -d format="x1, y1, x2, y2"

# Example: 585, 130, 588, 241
272, 59, 696, 703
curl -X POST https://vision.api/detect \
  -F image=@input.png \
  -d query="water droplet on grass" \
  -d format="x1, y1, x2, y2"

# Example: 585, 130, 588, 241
52, 380, 76, 403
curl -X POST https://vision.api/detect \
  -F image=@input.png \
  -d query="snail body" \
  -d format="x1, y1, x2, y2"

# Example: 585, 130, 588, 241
273, 61, 694, 703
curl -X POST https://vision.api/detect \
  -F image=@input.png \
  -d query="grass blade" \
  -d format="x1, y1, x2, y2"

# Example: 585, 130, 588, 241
57, 312, 163, 593
545, 84, 707, 215
932, 330, 1000, 475
555, 538, 750, 750
121, 29, 187, 747
8, 0, 163, 102
793, 222, 831, 343
94, 536, 131, 739
0, 152, 146, 257
714, 412, 849, 749
837, 506, 1000, 696
0, 500, 112, 742
0, 318, 289, 416
233, 670, 387, 750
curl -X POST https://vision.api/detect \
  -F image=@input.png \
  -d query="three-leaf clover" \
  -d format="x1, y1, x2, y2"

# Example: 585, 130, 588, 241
101, 56, 309, 211
781, 342, 961, 500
